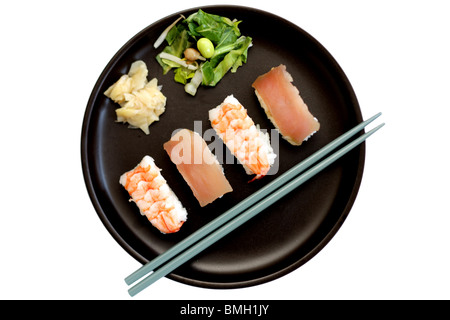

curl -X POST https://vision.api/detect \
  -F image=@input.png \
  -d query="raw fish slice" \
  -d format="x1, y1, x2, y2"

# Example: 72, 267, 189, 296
119, 155, 187, 234
252, 64, 320, 145
163, 129, 233, 207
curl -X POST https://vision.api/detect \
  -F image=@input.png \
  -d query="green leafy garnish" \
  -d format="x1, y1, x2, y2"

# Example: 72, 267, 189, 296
155, 9, 252, 96
201, 36, 252, 86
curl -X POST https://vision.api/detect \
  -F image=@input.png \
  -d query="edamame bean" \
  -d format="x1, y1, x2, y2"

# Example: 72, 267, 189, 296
197, 38, 214, 59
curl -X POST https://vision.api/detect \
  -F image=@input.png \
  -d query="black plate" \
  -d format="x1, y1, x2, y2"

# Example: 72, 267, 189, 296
81, 5, 364, 289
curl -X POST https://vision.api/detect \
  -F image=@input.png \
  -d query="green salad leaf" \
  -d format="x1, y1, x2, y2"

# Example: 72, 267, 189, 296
156, 26, 192, 75
201, 36, 252, 86
155, 9, 252, 96
185, 9, 241, 43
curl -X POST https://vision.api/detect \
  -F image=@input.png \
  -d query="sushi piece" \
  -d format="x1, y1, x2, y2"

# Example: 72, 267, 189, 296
209, 95, 276, 181
119, 155, 187, 234
163, 129, 233, 207
252, 64, 320, 146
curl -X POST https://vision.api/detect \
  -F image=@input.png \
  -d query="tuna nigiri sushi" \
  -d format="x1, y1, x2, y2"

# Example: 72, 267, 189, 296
209, 95, 276, 181
252, 64, 320, 146
119, 155, 187, 234
164, 129, 233, 207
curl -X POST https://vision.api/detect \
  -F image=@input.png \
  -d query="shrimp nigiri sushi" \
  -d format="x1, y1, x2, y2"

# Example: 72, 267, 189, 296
119, 155, 187, 234
209, 95, 276, 181
164, 129, 233, 207
252, 64, 320, 146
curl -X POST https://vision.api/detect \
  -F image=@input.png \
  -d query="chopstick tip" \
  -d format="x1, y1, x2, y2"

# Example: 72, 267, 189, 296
372, 112, 382, 119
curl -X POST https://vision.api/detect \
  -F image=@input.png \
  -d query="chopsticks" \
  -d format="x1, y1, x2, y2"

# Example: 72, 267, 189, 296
125, 113, 384, 296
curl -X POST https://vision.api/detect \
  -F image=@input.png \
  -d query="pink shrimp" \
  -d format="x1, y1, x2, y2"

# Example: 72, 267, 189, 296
119, 156, 187, 234
209, 95, 276, 181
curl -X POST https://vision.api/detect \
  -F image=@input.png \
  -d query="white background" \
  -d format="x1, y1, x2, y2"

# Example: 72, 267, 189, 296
1, 0, 449, 300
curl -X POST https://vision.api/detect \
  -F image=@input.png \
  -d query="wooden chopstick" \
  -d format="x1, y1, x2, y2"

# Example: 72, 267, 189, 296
126, 114, 384, 296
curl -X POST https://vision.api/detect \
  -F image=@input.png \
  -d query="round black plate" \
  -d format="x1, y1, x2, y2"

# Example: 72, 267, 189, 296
81, 5, 364, 289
